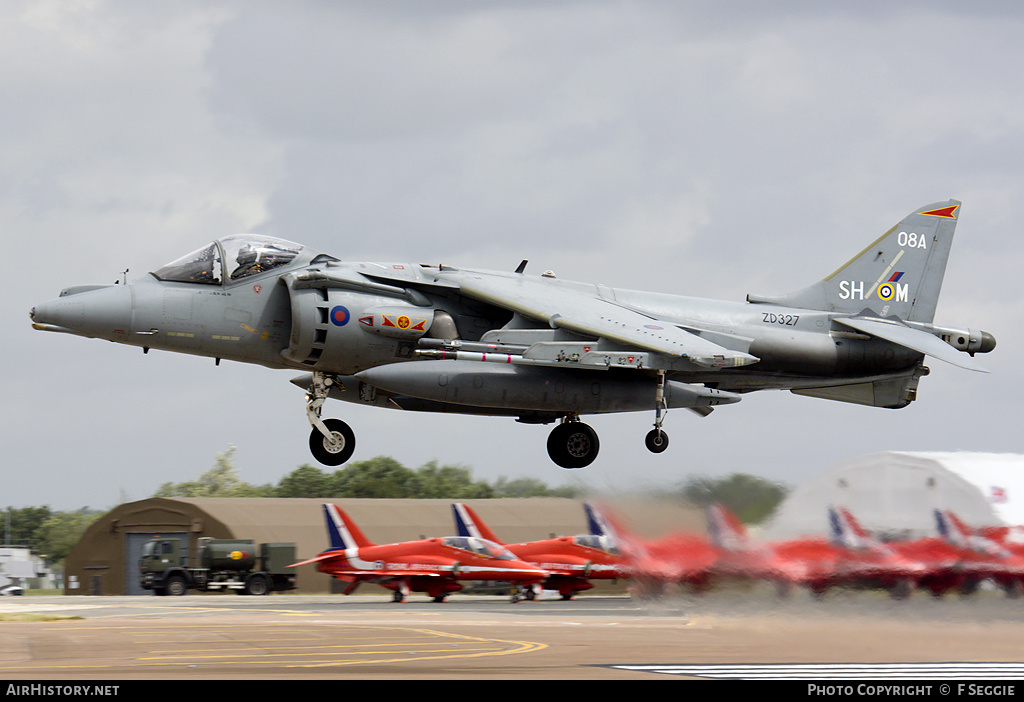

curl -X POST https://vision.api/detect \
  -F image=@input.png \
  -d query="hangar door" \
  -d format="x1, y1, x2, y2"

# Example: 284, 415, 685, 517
124, 532, 187, 595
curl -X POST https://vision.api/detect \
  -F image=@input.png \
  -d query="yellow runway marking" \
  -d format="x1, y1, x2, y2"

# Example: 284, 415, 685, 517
0, 622, 547, 673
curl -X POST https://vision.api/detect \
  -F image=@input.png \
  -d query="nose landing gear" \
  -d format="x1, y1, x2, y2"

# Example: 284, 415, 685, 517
306, 371, 356, 466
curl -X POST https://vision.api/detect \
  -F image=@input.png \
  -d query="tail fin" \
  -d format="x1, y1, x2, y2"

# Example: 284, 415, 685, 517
938, 509, 1009, 556
323, 503, 375, 550
450, 503, 503, 544
584, 502, 637, 557
584, 502, 612, 536
936, 508, 974, 548
706, 503, 748, 551
748, 200, 961, 323
829, 506, 874, 549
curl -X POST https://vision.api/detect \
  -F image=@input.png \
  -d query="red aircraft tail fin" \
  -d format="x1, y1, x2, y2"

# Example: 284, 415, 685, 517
706, 503, 748, 550
830, 506, 875, 549
585, 502, 644, 558
323, 503, 376, 550
836, 506, 871, 538
943, 510, 975, 537
451, 503, 504, 544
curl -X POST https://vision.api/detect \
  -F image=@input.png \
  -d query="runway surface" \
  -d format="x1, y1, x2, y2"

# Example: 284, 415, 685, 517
2, 588, 1024, 680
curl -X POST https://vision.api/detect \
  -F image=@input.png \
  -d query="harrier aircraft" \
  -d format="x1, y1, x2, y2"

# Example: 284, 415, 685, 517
290, 503, 547, 602
30, 200, 994, 468
451, 502, 627, 600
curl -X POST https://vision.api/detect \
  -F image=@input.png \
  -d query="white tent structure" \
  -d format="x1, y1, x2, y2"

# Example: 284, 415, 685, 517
763, 452, 1024, 541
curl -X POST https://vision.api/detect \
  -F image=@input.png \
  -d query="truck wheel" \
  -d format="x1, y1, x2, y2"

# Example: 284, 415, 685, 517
244, 574, 270, 596
165, 574, 188, 596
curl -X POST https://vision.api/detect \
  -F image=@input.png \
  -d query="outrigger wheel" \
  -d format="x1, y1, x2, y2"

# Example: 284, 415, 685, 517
645, 428, 669, 453
646, 370, 669, 454
547, 420, 600, 469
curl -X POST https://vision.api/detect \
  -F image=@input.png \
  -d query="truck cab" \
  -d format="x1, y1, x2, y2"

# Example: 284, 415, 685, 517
139, 538, 184, 574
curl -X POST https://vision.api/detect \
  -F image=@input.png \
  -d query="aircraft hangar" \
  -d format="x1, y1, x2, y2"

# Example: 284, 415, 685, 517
63, 496, 700, 596
763, 452, 1024, 541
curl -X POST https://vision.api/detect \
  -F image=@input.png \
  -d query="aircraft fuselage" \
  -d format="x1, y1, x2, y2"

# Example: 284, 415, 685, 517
31, 200, 996, 468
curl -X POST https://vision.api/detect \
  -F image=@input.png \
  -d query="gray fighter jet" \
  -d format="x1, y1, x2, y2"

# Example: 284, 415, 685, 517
30, 200, 995, 468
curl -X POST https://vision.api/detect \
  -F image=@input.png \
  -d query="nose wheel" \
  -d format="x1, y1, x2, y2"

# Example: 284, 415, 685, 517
309, 418, 356, 466
547, 419, 600, 469
306, 371, 356, 466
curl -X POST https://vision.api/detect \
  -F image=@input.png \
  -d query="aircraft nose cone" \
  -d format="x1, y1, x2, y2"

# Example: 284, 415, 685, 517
31, 284, 134, 340
980, 331, 997, 354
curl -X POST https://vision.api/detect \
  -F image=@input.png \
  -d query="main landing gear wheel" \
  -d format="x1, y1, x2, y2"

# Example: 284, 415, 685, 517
547, 421, 599, 469
309, 418, 356, 466
645, 428, 669, 453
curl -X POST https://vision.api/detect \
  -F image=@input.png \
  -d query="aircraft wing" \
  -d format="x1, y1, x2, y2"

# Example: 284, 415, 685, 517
836, 317, 989, 373
434, 269, 758, 369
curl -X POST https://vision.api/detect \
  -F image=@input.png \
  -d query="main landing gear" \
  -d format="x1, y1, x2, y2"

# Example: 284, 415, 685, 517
305, 370, 672, 470
306, 371, 355, 466
545, 371, 670, 469
546, 417, 600, 469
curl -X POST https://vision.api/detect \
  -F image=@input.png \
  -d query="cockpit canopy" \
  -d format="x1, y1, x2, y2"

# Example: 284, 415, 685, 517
442, 536, 517, 561
572, 534, 620, 555
151, 235, 305, 285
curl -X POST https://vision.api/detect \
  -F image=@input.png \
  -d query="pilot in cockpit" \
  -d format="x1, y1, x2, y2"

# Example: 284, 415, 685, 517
228, 238, 303, 281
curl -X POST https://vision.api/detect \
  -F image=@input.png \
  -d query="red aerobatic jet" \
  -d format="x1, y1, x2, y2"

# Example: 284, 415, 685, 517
835, 507, 1024, 598
451, 502, 628, 600
707, 504, 929, 599
929, 509, 1024, 597
292, 503, 548, 602
584, 501, 722, 596
954, 512, 1024, 596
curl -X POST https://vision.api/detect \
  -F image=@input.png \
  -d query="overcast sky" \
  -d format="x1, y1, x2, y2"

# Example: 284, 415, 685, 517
5, 1, 1023, 513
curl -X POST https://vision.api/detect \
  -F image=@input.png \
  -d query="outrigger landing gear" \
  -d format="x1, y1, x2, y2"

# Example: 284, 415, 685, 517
547, 415, 600, 469
645, 371, 669, 454
306, 371, 356, 466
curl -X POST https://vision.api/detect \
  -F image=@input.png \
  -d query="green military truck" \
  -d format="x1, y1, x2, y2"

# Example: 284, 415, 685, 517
139, 537, 297, 596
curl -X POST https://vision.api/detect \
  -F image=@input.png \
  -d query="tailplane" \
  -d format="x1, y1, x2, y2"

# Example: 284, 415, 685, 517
749, 200, 961, 323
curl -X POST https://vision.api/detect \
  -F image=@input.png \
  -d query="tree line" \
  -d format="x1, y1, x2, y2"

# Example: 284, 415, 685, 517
153, 446, 581, 500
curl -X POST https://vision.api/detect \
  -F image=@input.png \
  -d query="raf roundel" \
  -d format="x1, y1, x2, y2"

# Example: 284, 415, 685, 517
330, 306, 351, 327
